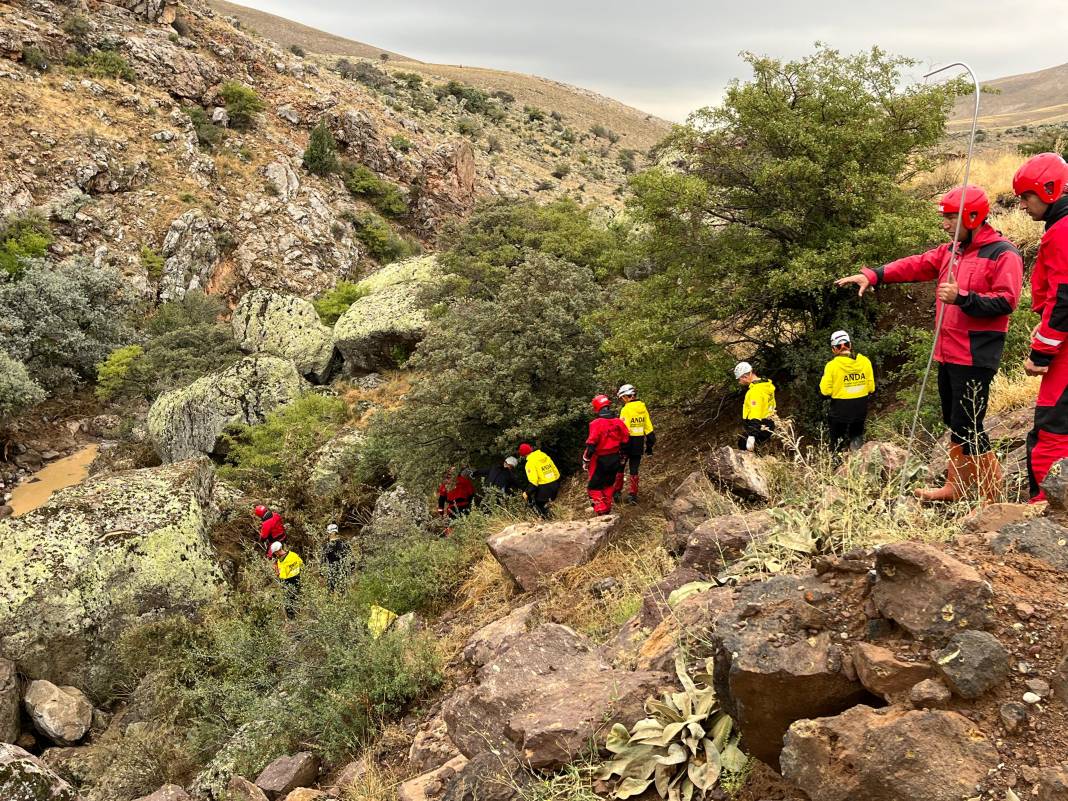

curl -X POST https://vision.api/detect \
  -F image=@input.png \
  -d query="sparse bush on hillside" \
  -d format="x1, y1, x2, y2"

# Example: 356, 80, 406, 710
341, 163, 408, 217
219, 80, 264, 130
342, 60, 393, 92
456, 116, 482, 138
535, 179, 554, 191
393, 71, 423, 89
70, 48, 136, 81
617, 148, 638, 173
1018, 126, 1068, 159
551, 161, 571, 179
348, 211, 417, 263
61, 13, 91, 41
435, 80, 496, 116
524, 106, 546, 122
491, 89, 515, 105
288, 43, 305, 57
486, 134, 503, 154
389, 134, 413, 153
185, 106, 224, 150
21, 46, 49, 71
313, 280, 369, 325
0, 352, 46, 424
0, 212, 52, 277
140, 245, 164, 281
171, 15, 191, 37
303, 120, 341, 176
95, 344, 145, 401
336, 58, 357, 79
590, 124, 620, 143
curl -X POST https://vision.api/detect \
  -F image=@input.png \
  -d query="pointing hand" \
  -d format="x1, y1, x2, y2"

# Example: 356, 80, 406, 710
835, 273, 872, 297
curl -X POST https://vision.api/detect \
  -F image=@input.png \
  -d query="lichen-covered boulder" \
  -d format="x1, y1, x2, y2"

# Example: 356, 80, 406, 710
0, 659, 19, 744
158, 209, 222, 302
148, 356, 306, 462
232, 290, 337, 384
0, 743, 80, 801
0, 459, 225, 686
332, 256, 439, 375
306, 429, 363, 496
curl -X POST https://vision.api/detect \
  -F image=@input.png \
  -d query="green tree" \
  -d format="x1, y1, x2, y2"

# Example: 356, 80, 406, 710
604, 46, 960, 402
341, 163, 408, 217
219, 81, 265, 130
0, 352, 46, 423
303, 121, 340, 176
369, 253, 602, 489
313, 280, 368, 325
95, 344, 145, 400
0, 212, 52, 277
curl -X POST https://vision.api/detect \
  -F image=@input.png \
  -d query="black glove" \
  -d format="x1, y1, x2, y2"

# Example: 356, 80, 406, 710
645, 447, 654, 457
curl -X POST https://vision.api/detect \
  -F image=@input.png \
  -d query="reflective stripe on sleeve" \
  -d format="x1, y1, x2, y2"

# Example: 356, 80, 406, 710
1036, 332, 1065, 347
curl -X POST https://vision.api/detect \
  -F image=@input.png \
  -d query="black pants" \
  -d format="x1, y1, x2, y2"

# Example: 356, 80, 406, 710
588, 453, 623, 490
737, 419, 774, 450
937, 363, 995, 455
529, 479, 560, 517
622, 437, 645, 476
828, 398, 868, 453
281, 576, 300, 618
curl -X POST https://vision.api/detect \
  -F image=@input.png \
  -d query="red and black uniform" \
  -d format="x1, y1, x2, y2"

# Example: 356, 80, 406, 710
437, 474, 475, 518
258, 511, 286, 551
861, 223, 1023, 454
584, 409, 630, 515
1026, 195, 1068, 498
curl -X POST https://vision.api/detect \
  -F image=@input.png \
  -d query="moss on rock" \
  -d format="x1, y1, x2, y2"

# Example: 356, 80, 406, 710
231, 289, 337, 384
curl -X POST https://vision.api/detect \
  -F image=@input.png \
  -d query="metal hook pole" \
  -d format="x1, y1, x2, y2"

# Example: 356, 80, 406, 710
900, 62, 981, 497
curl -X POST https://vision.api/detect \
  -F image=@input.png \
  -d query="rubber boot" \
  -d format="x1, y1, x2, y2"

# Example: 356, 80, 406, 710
612, 471, 625, 501
974, 451, 1004, 504
915, 442, 968, 502
589, 489, 611, 516
627, 474, 639, 503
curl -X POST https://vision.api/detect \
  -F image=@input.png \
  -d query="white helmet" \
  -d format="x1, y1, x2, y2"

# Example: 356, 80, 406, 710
733, 361, 753, 380
830, 330, 851, 348
504, 456, 518, 468
326, 523, 339, 535
617, 383, 636, 398
268, 541, 283, 556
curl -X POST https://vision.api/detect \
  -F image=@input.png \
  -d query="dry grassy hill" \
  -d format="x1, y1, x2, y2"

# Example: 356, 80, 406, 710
207, 0, 671, 152
950, 61, 1068, 131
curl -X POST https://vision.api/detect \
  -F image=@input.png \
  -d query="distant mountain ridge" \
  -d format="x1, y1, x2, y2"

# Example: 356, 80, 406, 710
950, 61, 1068, 130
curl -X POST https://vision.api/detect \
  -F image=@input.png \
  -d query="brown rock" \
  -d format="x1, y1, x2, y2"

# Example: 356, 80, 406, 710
410, 142, 477, 233
282, 791, 330, 801
908, 678, 952, 709
409, 714, 462, 774
636, 566, 708, 628
706, 446, 769, 501
1036, 765, 1068, 801
397, 755, 467, 801
443, 624, 669, 769
1000, 701, 1029, 734
662, 472, 720, 553
780, 705, 998, 801
325, 757, 368, 795
991, 517, 1068, 571
23, 680, 93, 746
439, 752, 529, 801
462, 603, 537, 667
0, 658, 19, 744
871, 542, 993, 641
710, 575, 875, 767
228, 775, 270, 801
852, 643, 934, 702
1053, 649, 1068, 705
633, 586, 734, 673
837, 441, 909, 482
133, 785, 192, 801
1040, 458, 1068, 513
962, 502, 1035, 533
680, 511, 775, 573
486, 517, 618, 592
255, 752, 320, 800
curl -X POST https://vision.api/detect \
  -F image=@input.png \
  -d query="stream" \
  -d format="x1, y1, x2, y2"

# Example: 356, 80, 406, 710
8, 444, 100, 517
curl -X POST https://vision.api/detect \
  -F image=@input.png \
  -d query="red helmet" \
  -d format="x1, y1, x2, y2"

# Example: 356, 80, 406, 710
1013, 153, 1068, 204
938, 185, 989, 230
253, 505, 268, 518
591, 394, 612, 412
517, 443, 533, 457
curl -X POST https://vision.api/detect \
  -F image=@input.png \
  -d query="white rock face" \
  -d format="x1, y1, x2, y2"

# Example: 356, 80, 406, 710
232, 289, 336, 383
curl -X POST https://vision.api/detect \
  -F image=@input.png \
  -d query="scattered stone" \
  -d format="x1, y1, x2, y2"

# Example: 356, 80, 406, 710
1015, 601, 1036, 620
871, 542, 993, 641
486, 516, 619, 592
1036, 765, 1068, 801
397, 754, 467, 801
438, 752, 530, 801
410, 142, 477, 234
680, 511, 775, 573
991, 517, 1068, 571
306, 429, 363, 496
22, 681, 93, 747
1053, 649, 1068, 704
326, 757, 368, 796
839, 440, 909, 482
852, 643, 934, 702
227, 775, 270, 801
633, 586, 734, 673
1000, 702, 1030, 734
908, 678, 952, 709
662, 472, 720, 553
211, 106, 229, 127
462, 603, 537, 667
0, 743, 80, 801
134, 785, 192, 801
1026, 678, 1052, 698
277, 104, 301, 124
933, 630, 1010, 699
232, 289, 337, 383
0, 658, 19, 744
780, 705, 998, 801
282, 790, 329, 801
1024, 691, 1042, 705
1040, 458, 1068, 512
254, 752, 320, 800
158, 209, 222, 302
589, 577, 618, 598
962, 502, 1035, 533
409, 715, 462, 775
705, 446, 769, 501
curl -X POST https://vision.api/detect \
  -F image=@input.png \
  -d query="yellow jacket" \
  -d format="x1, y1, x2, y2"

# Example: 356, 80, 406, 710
276, 551, 303, 580
524, 450, 560, 486
742, 379, 776, 420
620, 400, 654, 436
820, 353, 875, 400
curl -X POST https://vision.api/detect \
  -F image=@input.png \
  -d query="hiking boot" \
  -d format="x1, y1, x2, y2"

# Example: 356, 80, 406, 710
974, 450, 1004, 504
626, 493, 638, 504
916, 442, 968, 502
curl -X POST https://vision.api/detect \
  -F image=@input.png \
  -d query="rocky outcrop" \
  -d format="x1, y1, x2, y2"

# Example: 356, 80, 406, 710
108, 0, 177, 25
254, 753, 319, 800
662, 471, 720, 553
124, 34, 221, 99
409, 716, 462, 775
0, 459, 225, 686
148, 356, 306, 462
158, 209, 223, 302
871, 541, 993, 641
0, 659, 18, 744
362, 485, 429, 544
679, 511, 774, 573
232, 290, 337, 383
443, 624, 669, 770
332, 256, 439, 375
306, 429, 363, 496
410, 142, 476, 233
706, 446, 769, 501
0, 743, 80, 801
227, 775, 270, 801
991, 517, 1068, 571
439, 753, 529, 801
397, 755, 467, 801
22, 682, 92, 747
133, 785, 192, 801
462, 603, 538, 667
851, 643, 933, 703
780, 705, 997, 801
486, 516, 618, 591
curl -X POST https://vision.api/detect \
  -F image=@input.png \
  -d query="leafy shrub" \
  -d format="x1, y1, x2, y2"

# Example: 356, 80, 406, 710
289, 43, 305, 57
86, 723, 194, 801
0, 212, 52, 277
379, 52, 390, 62
303, 120, 340, 176
0, 353, 46, 423
78, 48, 136, 81
394, 71, 423, 89
456, 116, 482, 138
342, 60, 392, 91
336, 58, 357, 79
185, 106, 224, 150
617, 149, 638, 173
21, 46, 49, 71
486, 134, 503, 154
219, 81, 264, 130
551, 161, 571, 179
140, 245, 164, 280
409, 92, 437, 113
341, 163, 408, 217
313, 280, 369, 325
435, 80, 492, 115
491, 89, 515, 105
349, 211, 416, 263
524, 106, 546, 122
62, 14, 91, 40
590, 123, 620, 143
1018, 126, 1068, 159
389, 134, 413, 153
95, 344, 145, 400
0, 257, 134, 392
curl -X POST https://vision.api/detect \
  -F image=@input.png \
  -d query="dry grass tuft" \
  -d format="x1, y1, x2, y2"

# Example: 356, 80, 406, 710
989, 370, 1041, 415
339, 759, 400, 801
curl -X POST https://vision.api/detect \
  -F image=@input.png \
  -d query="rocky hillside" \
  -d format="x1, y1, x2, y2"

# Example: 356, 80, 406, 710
951, 61, 1068, 131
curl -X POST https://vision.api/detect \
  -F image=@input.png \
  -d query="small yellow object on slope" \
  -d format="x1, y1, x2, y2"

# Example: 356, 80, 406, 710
368, 605, 398, 639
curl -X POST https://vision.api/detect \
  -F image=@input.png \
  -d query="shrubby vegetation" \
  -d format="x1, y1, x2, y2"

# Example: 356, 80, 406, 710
185, 106, 224, 150
0, 212, 52, 277
302, 120, 341, 176
0, 352, 45, 424
342, 163, 408, 216
313, 280, 368, 325
219, 81, 264, 130
1018, 125, 1068, 159
348, 211, 416, 263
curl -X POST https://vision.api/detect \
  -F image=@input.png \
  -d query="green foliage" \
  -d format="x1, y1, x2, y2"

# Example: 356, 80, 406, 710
389, 134, 413, 153
289, 43, 306, 57
303, 120, 341, 176
590, 124, 620, 144
457, 116, 482, 138
435, 197, 637, 300
313, 280, 369, 325
0, 352, 46, 423
62, 14, 91, 40
341, 163, 408, 217
22, 46, 49, 71
219, 81, 264, 130
78, 49, 137, 81
369, 253, 601, 488
185, 106, 224, 150
140, 245, 164, 280
617, 149, 638, 174
86, 723, 194, 801
525, 106, 546, 122
436, 80, 495, 116
349, 211, 416, 263
603, 46, 960, 403
0, 257, 135, 392
487, 134, 503, 154
95, 344, 145, 401
341, 60, 393, 91
551, 161, 571, 179
0, 212, 52, 277
1018, 126, 1068, 160
491, 89, 515, 105
393, 71, 423, 89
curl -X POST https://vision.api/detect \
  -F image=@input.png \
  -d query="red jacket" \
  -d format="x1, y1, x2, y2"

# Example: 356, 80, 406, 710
438, 475, 475, 507
586, 414, 630, 457
259, 512, 285, 543
1029, 197, 1068, 367
861, 224, 1023, 369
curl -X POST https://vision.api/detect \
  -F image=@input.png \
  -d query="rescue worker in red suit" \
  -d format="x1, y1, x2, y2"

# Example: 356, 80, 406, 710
253, 505, 286, 553
583, 394, 630, 515
836, 185, 1023, 502
437, 467, 475, 518
1016, 153, 1068, 501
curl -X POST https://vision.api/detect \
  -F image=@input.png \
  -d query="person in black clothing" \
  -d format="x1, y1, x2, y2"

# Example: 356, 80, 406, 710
476, 456, 521, 498
320, 522, 350, 592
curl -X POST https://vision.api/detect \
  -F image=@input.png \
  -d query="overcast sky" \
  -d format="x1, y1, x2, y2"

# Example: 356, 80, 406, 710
243, 0, 1068, 122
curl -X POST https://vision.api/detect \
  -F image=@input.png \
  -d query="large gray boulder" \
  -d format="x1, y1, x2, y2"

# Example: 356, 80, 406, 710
232, 290, 337, 384
306, 429, 363, 496
0, 459, 225, 686
0, 743, 80, 801
22, 682, 92, 747
158, 209, 222, 302
0, 659, 18, 744
486, 516, 619, 592
148, 355, 306, 462
332, 256, 439, 375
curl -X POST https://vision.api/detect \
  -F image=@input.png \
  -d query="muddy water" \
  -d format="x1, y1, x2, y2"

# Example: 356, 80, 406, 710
8, 444, 100, 517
